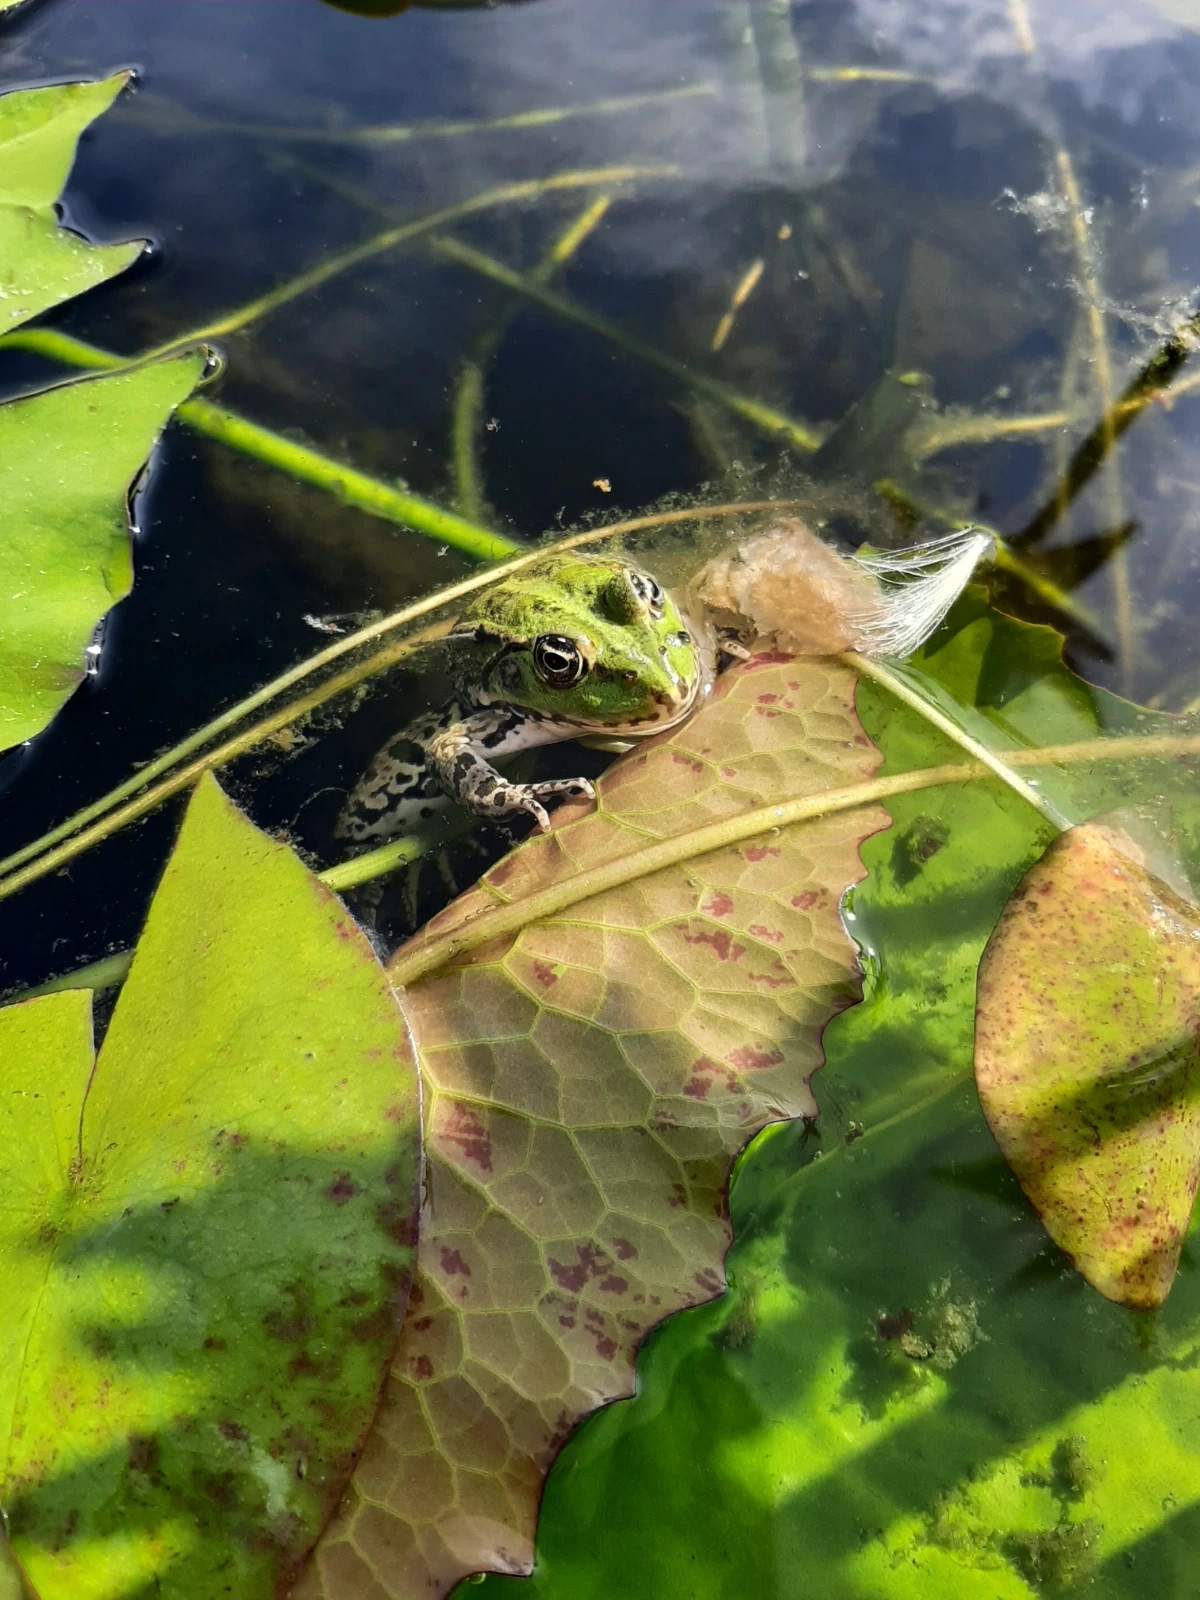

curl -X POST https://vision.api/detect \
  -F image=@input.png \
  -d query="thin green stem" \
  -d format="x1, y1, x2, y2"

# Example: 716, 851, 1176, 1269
133, 82, 719, 148
388, 729, 1200, 987
22, 829, 438, 999
0, 328, 518, 562
0, 500, 797, 898
282, 155, 825, 455
845, 654, 1070, 828
116, 165, 679, 364
19, 727, 1200, 1003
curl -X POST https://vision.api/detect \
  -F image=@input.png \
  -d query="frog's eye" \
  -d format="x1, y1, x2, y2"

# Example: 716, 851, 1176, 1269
629, 570, 666, 621
532, 634, 587, 688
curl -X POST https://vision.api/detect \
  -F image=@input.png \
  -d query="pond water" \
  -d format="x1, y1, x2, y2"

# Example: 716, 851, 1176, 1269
2, 0, 1200, 1596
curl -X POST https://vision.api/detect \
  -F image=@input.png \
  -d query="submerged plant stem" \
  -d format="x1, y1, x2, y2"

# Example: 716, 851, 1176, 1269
1, 328, 516, 561
430, 234, 823, 453
133, 165, 678, 362
134, 82, 719, 147
1005, 0, 1131, 677
451, 194, 613, 521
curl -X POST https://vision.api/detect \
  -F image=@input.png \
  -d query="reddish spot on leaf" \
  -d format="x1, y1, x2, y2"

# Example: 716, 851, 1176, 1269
748, 923, 784, 945
791, 890, 821, 910
743, 844, 781, 863
612, 1238, 638, 1260
976, 822, 1200, 1309
408, 1355, 434, 1381
682, 925, 743, 962
531, 960, 559, 988
441, 1103, 494, 1173
548, 1242, 609, 1294
702, 892, 734, 919
439, 1248, 471, 1277
327, 1173, 360, 1206
728, 1045, 785, 1071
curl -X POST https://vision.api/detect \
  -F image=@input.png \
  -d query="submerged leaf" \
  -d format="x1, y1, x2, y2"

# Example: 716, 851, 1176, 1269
975, 821, 1200, 1309
0, 775, 420, 1599
0, 349, 207, 749
297, 652, 888, 1598
0, 75, 143, 330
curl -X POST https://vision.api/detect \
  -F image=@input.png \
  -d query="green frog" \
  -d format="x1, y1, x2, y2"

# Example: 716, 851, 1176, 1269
335, 551, 717, 849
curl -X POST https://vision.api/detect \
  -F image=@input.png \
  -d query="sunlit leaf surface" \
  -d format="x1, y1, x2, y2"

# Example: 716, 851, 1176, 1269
0, 775, 421, 1600
976, 820, 1200, 1308
296, 652, 888, 1598
464, 603, 1200, 1600
0, 75, 142, 330
0, 349, 206, 749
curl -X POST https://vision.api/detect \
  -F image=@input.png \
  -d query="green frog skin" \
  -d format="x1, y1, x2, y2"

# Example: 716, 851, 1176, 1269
335, 552, 715, 848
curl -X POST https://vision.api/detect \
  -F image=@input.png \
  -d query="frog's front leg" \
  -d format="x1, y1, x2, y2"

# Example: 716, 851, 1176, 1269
428, 704, 594, 832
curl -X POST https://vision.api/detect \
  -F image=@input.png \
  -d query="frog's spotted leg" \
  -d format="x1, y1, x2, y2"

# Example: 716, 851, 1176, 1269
428, 710, 594, 833
335, 699, 592, 847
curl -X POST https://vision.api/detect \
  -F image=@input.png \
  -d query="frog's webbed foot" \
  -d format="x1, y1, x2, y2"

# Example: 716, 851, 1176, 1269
481, 776, 596, 833
716, 626, 753, 668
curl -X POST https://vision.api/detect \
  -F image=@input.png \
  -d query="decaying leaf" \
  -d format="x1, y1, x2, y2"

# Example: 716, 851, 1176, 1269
296, 651, 888, 1598
0, 349, 208, 749
694, 518, 990, 658
0, 74, 144, 331
0, 775, 420, 1598
975, 820, 1200, 1309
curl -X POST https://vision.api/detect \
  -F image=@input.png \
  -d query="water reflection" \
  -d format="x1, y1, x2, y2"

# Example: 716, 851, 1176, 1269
0, 0, 1197, 971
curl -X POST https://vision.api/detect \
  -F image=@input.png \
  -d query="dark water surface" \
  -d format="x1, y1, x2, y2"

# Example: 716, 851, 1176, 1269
1, 0, 1199, 983
2, 0, 1200, 1593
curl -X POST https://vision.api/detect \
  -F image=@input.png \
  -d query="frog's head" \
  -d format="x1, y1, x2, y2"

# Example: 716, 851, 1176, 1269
456, 553, 707, 732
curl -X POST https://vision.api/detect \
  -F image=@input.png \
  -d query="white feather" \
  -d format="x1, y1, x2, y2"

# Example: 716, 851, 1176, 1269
843, 528, 993, 659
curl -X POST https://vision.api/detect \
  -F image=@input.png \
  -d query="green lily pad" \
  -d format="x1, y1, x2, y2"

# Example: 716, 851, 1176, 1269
0, 74, 144, 330
0, 774, 421, 1600
0, 349, 208, 749
976, 820, 1200, 1308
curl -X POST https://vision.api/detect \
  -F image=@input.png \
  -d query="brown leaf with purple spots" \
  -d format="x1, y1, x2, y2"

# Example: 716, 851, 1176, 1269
296, 653, 888, 1598
976, 821, 1200, 1309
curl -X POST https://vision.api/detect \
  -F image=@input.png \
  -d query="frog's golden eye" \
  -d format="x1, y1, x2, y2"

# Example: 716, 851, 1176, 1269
629, 569, 666, 620
532, 634, 587, 688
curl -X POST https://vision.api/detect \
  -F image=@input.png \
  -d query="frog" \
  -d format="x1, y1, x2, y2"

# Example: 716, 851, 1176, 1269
335, 551, 716, 849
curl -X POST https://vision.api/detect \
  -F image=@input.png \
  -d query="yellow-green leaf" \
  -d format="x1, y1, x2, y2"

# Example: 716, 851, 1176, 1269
0, 349, 208, 749
0, 774, 421, 1600
298, 652, 888, 1599
0, 74, 143, 329
975, 820, 1200, 1308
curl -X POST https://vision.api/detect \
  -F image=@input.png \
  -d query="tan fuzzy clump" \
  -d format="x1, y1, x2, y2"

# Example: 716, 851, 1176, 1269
693, 517, 992, 660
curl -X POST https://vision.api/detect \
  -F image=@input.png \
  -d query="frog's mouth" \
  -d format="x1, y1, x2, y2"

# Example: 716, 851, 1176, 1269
564, 669, 708, 741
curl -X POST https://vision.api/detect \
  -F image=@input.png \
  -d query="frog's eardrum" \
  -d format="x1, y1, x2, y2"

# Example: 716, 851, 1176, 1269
695, 519, 992, 660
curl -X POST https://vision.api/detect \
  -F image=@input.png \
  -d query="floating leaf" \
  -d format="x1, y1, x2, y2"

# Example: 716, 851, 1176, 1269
0, 75, 143, 331
975, 821, 1200, 1308
297, 651, 889, 1598
0, 349, 208, 749
0, 774, 420, 1599
462, 600, 1200, 1600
